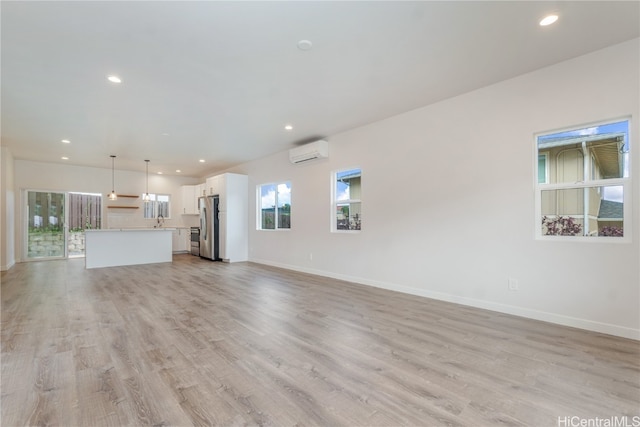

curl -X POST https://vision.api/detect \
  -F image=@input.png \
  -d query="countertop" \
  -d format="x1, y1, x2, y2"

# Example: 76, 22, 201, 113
85, 228, 176, 232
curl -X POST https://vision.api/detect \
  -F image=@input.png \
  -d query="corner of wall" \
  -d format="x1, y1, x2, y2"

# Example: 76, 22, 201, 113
1, 146, 16, 270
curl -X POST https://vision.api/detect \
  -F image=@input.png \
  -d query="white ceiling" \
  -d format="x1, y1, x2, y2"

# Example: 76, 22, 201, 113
2, 1, 638, 178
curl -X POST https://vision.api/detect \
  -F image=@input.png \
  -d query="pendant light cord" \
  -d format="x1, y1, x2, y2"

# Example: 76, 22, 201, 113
109, 155, 117, 200
144, 160, 150, 202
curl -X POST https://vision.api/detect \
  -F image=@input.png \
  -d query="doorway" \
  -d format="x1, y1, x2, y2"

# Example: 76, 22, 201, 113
26, 191, 66, 260
25, 191, 102, 260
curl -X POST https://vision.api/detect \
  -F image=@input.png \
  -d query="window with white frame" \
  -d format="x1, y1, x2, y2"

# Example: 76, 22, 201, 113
538, 153, 549, 184
333, 168, 361, 231
535, 119, 629, 238
258, 182, 291, 230
143, 194, 171, 219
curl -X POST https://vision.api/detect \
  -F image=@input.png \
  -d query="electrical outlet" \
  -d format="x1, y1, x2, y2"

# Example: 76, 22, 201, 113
508, 277, 519, 291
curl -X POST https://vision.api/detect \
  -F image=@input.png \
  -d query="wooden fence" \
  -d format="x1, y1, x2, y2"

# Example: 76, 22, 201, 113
68, 193, 102, 230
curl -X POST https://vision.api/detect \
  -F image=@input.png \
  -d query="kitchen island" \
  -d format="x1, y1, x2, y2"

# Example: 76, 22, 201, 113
85, 228, 174, 269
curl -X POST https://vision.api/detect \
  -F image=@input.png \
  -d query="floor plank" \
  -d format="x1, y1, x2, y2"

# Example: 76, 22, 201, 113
2, 255, 639, 426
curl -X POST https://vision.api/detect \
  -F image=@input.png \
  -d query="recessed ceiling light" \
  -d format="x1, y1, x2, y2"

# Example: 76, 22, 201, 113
176, 169, 181, 173
539, 14, 558, 26
284, 125, 293, 131
297, 40, 313, 51
61, 139, 70, 144
107, 75, 122, 83
162, 133, 170, 136
199, 159, 205, 163
157, 171, 163, 175
61, 156, 69, 160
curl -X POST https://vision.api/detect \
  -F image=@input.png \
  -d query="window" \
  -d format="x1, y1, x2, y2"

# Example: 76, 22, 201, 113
538, 153, 548, 184
535, 119, 629, 238
258, 182, 291, 230
333, 168, 361, 231
143, 194, 171, 219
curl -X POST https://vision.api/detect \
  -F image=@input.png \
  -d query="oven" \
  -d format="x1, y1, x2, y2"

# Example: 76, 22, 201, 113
190, 227, 200, 256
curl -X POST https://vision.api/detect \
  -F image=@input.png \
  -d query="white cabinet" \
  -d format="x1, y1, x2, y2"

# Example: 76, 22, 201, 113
86, 230, 172, 269
216, 173, 248, 262
180, 185, 198, 215
187, 173, 246, 261
181, 183, 206, 216
205, 175, 220, 196
195, 183, 206, 198
172, 228, 189, 253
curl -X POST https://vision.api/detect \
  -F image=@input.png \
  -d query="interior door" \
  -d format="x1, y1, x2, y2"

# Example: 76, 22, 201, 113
26, 190, 67, 260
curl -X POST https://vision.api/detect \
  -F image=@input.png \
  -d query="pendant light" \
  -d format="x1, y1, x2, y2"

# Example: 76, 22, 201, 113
108, 155, 117, 201
144, 159, 151, 202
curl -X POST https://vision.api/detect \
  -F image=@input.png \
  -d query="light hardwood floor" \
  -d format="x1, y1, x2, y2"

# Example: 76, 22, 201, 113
1, 254, 639, 426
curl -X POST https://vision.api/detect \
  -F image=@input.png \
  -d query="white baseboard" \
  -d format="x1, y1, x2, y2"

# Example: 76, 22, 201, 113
250, 258, 640, 341
1, 260, 15, 272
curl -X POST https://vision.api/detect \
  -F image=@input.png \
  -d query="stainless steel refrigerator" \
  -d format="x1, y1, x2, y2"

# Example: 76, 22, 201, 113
198, 195, 220, 260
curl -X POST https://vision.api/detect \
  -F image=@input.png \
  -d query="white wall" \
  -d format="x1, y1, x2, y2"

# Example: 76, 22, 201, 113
13, 160, 200, 261
1, 147, 16, 271
231, 39, 640, 339
4, 39, 638, 339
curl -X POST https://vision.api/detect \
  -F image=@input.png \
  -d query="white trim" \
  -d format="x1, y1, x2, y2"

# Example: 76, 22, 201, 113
142, 193, 172, 220
255, 184, 261, 230
257, 181, 292, 230
538, 178, 628, 190
534, 117, 631, 241
22, 188, 69, 261
331, 167, 362, 233
536, 182, 630, 242
1, 260, 15, 271
533, 116, 632, 142
537, 152, 549, 184
250, 257, 639, 340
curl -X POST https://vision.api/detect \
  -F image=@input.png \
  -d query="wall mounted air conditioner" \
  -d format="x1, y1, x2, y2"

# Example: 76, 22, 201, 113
289, 140, 328, 164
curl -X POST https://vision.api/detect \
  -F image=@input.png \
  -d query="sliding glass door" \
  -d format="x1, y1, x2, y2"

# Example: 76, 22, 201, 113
26, 191, 67, 260
25, 191, 103, 260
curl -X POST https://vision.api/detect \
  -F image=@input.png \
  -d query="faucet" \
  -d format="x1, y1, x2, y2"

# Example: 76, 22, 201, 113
156, 214, 164, 228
